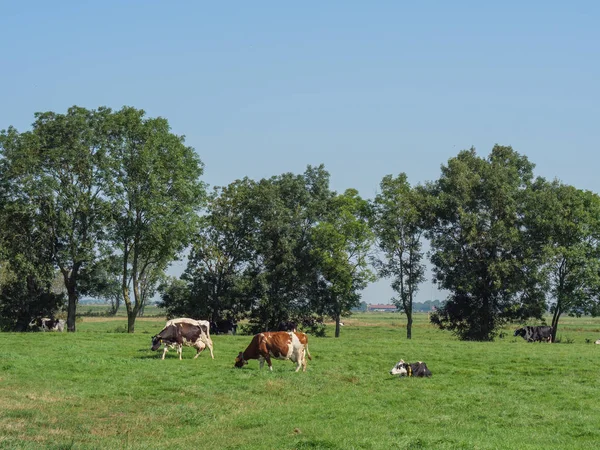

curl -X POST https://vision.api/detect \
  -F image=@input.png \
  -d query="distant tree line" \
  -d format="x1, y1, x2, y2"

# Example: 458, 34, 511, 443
2, 106, 600, 340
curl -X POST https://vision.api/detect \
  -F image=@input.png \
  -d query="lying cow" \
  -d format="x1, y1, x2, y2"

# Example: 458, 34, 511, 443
165, 318, 214, 359
29, 318, 65, 332
389, 359, 432, 377
151, 321, 209, 360
514, 326, 553, 343
234, 331, 311, 372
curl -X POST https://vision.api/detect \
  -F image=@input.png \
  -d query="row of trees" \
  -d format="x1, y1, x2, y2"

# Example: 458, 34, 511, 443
2, 105, 599, 340
159, 146, 600, 341
159, 166, 375, 337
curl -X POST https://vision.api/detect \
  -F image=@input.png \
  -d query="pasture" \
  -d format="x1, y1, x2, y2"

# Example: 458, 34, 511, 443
1, 313, 599, 449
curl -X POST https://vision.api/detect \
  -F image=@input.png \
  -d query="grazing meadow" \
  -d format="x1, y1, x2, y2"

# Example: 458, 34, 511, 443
1, 313, 599, 449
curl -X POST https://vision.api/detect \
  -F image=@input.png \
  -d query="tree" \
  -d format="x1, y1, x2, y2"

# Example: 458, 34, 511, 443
525, 180, 600, 341
0, 196, 64, 330
423, 146, 544, 341
372, 173, 425, 339
312, 189, 376, 337
107, 107, 205, 332
176, 180, 259, 321
0, 107, 112, 331
243, 166, 333, 333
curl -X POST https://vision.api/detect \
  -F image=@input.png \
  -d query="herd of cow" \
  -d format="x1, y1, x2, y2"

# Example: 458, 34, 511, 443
28, 317, 599, 372
150, 318, 312, 372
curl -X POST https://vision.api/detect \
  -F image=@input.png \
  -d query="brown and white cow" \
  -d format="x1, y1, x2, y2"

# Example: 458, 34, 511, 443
151, 322, 208, 360
165, 318, 214, 359
234, 331, 310, 372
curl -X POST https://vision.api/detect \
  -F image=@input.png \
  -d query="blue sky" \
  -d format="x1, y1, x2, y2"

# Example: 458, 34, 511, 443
1, 1, 598, 303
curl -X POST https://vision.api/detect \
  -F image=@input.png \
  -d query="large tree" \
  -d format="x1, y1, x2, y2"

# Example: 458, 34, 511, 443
107, 107, 205, 332
372, 174, 425, 339
175, 180, 258, 321
525, 179, 600, 341
312, 189, 375, 337
242, 166, 333, 333
0, 107, 112, 331
423, 146, 545, 341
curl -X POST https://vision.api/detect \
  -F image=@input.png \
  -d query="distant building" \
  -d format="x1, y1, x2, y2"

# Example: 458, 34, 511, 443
367, 304, 398, 312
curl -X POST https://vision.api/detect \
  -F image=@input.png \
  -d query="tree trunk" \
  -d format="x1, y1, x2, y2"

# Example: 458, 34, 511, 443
65, 280, 77, 332
127, 307, 139, 333
551, 307, 561, 342
406, 310, 413, 340
335, 314, 341, 338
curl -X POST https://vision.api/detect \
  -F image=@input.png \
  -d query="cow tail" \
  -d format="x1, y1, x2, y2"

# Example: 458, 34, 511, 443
305, 343, 312, 361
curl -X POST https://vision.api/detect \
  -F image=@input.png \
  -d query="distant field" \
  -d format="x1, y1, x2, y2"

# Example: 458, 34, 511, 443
1, 313, 599, 449
76, 304, 165, 317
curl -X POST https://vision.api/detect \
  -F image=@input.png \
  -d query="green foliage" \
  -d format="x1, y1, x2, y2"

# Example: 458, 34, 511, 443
0, 107, 114, 331
311, 189, 375, 336
78, 256, 125, 316
524, 179, 600, 339
423, 146, 544, 340
372, 173, 426, 338
106, 106, 206, 332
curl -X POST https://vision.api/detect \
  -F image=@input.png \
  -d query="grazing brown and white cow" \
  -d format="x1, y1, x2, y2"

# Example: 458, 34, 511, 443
165, 318, 214, 359
234, 331, 310, 372
151, 321, 209, 360
29, 318, 65, 332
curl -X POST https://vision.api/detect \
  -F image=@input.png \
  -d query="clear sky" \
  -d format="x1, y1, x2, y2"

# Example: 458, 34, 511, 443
1, 1, 598, 304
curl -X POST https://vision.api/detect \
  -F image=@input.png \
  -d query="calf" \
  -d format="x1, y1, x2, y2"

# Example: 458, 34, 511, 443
514, 326, 553, 343
234, 331, 309, 372
151, 322, 207, 360
389, 359, 432, 377
165, 318, 214, 358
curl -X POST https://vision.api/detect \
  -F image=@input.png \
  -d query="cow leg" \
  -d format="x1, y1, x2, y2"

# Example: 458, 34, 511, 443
178, 344, 183, 360
200, 335, 214, 359
161, 346, 168, 360
295, 349, 305, 372
193, 342, 204, 359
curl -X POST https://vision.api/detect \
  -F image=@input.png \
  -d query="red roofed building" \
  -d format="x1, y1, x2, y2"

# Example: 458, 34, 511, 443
367, 304, 398, 312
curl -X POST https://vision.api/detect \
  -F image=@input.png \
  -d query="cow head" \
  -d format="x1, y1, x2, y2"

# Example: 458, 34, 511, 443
389, 359, 409, 376
151, 335, 162, 351
234, 352, 247, 368
513, 328, 526, 338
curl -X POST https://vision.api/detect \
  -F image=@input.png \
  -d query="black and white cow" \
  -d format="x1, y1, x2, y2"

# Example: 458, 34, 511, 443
163, 318, 214, 359
151, 321, 213, 360
514, 326, 553, 343
389, 359, 432, 377
29, 318, 65, 332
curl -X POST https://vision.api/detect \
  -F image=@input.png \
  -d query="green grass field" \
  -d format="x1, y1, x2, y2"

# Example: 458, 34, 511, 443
1, 313, 599, 449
